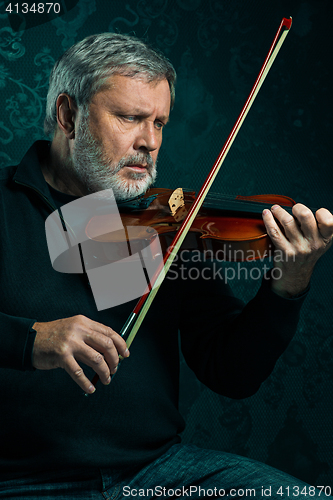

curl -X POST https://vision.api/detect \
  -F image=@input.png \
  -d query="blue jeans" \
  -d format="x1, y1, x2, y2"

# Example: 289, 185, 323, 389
0, 444, 326, 499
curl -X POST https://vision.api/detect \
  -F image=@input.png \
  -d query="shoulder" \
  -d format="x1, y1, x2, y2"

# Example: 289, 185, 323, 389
0, 140, 49, 191
0, 164, 17, 185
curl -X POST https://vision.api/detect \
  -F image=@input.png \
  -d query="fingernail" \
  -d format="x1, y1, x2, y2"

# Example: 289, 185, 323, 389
263, 209, 269, 215
124, 349, 130, 357
111, 365, 118, 375
88, 385, 96, 394
106, 376, 111, 384
271, 205, 279, 211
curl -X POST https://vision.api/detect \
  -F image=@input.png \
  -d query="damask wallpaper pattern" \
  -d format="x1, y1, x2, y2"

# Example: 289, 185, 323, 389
0, 0, 332, 487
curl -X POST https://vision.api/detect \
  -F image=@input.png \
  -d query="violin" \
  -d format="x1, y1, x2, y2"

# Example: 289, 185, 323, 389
85, 187, 296, 262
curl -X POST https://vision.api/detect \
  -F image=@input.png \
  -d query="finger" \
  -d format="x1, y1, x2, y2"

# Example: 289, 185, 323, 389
291, 203, 321, 241
270, 205, 303, 244
86, 318, 129, 358
62, 356, 96, 394
75, 343, 114, 385
262, 208, 294, 252
84, 332, 120, 376
108, 331, 130, 359
315, 207, 333, 241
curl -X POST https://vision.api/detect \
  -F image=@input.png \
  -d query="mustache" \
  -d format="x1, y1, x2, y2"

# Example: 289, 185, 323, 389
115, 153, 155, 172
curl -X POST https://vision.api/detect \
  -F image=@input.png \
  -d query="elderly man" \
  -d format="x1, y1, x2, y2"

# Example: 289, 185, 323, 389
0, 33, 332, 499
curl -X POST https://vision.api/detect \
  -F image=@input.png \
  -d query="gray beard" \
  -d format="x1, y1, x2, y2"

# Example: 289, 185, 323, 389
68, 116, 157, 200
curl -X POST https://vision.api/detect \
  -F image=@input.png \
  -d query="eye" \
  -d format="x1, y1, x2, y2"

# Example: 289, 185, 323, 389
123, 115, 136, 122
155, 121, 164, 130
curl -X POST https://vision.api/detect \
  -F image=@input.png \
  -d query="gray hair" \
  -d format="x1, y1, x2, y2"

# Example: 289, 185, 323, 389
44, 33, 177, 137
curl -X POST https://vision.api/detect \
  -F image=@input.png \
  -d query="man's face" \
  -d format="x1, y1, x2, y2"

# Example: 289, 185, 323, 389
70, 74, 171, 200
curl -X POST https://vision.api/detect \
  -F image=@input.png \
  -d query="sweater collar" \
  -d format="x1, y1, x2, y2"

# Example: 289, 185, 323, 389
13, 140, 54, 204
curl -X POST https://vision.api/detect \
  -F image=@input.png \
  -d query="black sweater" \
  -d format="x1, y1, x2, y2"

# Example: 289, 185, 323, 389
0, 141, 307, 478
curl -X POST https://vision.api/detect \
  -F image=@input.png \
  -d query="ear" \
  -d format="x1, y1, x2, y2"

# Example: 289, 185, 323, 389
56, 93, 77, 139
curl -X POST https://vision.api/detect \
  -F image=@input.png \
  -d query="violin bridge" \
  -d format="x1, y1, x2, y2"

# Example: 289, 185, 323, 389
168, 188, 188, 222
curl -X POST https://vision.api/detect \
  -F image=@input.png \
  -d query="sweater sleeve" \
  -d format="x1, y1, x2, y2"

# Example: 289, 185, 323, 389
0, 312, 37, 371
179, 259, 308, 399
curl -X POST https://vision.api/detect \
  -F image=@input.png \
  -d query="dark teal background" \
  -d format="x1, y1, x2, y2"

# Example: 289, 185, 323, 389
1, 0, 332, 487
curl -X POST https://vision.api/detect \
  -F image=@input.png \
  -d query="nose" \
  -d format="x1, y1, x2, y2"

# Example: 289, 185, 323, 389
133, 122, 160, 153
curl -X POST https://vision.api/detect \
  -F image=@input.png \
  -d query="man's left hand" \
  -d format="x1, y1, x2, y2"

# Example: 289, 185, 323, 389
262, 203, 333, 298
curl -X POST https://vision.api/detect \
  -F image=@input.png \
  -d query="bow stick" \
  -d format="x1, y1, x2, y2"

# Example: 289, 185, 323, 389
86, 16, 292, 393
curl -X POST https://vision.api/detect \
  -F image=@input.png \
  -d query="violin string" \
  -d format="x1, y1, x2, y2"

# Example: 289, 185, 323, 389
181, 189, 321, 214
183, 188, 279, 203
181, 189, 294, 214
202, 198, 292, 213
202, 197, 319, 213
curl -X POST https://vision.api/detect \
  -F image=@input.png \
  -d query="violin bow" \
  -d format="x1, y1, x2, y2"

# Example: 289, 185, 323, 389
87, 17, 292, 392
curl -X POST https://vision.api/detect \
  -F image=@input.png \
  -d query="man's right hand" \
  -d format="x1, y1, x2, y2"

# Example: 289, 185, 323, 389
31, 315, 129, 394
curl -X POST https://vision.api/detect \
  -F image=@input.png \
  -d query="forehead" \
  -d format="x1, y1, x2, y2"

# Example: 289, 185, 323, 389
91, 74, 171, 119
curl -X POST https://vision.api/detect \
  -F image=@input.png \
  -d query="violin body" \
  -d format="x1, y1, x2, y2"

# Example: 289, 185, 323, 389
85, 188, 295, 263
